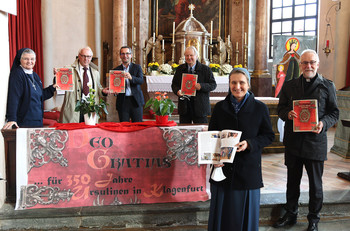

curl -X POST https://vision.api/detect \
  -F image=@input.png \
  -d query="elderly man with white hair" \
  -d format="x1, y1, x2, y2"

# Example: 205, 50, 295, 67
171, 46, 217, 124
274, 49, 339, 231
59, 47, 110, 123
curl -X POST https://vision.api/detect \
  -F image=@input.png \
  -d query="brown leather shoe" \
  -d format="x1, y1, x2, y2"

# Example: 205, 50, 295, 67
273, 213, 297, 228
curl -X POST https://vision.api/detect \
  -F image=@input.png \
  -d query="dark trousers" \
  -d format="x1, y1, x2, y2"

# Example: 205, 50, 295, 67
179, 97, 208, 124
285, 153, 324, 223
118, 96, 143, 122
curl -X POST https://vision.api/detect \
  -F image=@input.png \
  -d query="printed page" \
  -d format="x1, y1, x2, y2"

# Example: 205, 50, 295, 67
198, 131, 221, 164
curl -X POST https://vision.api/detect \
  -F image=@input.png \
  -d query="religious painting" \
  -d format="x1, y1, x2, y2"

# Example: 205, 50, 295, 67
272, 35, 317, 97
154, 0, 225, 41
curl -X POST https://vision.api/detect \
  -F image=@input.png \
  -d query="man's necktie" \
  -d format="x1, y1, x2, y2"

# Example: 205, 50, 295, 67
83, 67, 89, 95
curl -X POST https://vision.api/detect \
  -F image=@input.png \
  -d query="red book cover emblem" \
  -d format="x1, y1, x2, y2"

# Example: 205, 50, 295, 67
293, 99, 318, 132
181, 74, 198, 96
109, 70, 125, 93
56, 68, 73, 91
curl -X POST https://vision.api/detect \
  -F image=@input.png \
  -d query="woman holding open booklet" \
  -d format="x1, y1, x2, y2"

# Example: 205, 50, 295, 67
207, 68, 275, 231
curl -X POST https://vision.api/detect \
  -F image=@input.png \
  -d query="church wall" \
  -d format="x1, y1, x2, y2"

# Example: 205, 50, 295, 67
0, 9, 10, 209
42, 0, 112, 111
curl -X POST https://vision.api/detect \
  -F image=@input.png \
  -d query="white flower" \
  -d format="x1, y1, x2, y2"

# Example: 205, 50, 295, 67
221, 64, 233, 75
87, 82, 92, 88
159, 64, 173, 75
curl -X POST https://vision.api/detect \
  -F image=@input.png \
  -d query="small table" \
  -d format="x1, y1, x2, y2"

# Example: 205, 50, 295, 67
337, 119, 350, 181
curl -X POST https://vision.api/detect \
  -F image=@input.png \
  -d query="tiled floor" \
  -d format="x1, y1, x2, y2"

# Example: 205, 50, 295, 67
261, 127, 350, 196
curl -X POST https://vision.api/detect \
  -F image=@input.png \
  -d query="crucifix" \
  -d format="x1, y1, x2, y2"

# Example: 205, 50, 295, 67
189, 4, 195, 16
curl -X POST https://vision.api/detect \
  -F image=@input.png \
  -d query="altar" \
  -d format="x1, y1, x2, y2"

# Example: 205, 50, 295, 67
2, 124, 210, 209
146, 75, 229, 93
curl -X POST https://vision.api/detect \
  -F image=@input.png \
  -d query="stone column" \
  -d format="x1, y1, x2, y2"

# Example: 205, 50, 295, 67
107, 0, 128, 122
250, 0, 272, 97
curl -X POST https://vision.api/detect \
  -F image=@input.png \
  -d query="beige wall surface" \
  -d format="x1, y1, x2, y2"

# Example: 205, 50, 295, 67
42, 0, 114, 110
318, 0, 349, 89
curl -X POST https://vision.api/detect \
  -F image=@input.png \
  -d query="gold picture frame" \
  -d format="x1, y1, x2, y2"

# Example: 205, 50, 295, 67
152, 0, 226, 41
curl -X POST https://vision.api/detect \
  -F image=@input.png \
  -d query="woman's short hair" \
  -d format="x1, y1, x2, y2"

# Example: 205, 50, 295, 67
21, 48, 36, 59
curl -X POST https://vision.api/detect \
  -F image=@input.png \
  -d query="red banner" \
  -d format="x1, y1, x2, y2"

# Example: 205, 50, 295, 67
16, 126, 209, 209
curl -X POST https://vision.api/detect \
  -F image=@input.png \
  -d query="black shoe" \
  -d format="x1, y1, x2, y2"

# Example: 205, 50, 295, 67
273, 213, 297, 228
307, 222, 318, 231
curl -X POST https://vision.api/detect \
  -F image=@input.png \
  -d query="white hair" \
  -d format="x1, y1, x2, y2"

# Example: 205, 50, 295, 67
185, 46, 199, 57
78, 46, 93, 56
300, 49, 319, 62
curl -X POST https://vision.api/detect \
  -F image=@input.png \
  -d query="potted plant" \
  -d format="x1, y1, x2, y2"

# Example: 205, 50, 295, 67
171, 63, 179, 74
75, 87, 108, 125
209, 63, 221, 76
159, 63, 172, 75
144, 92, 176, 124
148, 62, 160, 75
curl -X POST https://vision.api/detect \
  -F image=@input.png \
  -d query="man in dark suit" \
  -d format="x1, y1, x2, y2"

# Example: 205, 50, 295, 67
171, 46, 217, 123
113, 46, 144, 122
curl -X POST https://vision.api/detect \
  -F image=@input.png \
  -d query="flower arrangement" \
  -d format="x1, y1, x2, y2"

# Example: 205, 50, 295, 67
171, 63, 179, 74
221, 64, 233, 75
75, 87, 108, 118
234, 64, 243, 68
209, 63, 221, 73
159, 63, 172, 75
144, 92, 176, 116
148, 62, 159, 71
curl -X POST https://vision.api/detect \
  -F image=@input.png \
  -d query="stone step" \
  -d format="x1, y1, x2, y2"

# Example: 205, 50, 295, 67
1, 191, 350, 230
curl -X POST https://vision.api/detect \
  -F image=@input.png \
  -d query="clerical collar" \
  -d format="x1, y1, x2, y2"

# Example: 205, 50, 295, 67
20, 65, 33, 74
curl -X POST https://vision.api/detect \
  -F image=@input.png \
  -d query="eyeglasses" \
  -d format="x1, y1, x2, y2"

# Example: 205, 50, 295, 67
79, 54, 92, 59
21, 58, 36, 61
300, 60, 317, 66
120, 52, 131, 56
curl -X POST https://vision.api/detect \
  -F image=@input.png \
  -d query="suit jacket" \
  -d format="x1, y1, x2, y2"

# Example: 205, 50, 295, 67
113, 63, 144, 111
278, 74, 339, 161
59, 59, 104, 123
171, 61, 217, 117
208, 92, 275, 189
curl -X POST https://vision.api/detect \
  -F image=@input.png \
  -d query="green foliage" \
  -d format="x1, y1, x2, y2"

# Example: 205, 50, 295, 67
74, 88, 108, 118
144, 92, 176, 116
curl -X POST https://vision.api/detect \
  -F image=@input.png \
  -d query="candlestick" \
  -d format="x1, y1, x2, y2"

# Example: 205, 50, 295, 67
172, 22, 175, 43
210, 21, 213, 44
133, 27, 136, 42
162, 39, 164, 50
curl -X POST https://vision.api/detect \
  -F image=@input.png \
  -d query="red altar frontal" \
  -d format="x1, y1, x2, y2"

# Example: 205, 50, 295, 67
15, 125, 209, 210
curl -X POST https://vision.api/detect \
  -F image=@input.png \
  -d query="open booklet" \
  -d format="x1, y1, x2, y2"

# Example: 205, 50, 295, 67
198, 130, 242, 165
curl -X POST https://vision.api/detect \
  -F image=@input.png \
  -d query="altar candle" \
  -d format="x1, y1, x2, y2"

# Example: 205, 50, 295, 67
162, 39, 164, 50
172, 22, 175, 43
236, 42, 238, 50
326, 40, 329, 48
244, 32, 247, 45
228, 35, 230, 42
210, 21, 213, 44
153, 32, 155, 43
133, 27, 136, 42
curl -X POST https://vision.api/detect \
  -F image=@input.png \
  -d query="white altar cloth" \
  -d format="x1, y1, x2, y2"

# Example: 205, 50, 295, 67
146, 75, 229, 93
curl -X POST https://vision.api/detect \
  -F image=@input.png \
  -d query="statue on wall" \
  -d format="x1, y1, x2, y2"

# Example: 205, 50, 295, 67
146, 34, 164, 64
212, 36, 226, 65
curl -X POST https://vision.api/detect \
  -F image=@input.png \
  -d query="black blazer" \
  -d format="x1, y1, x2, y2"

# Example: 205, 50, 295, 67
171, 61, 217, 117
113, 63, 145, 110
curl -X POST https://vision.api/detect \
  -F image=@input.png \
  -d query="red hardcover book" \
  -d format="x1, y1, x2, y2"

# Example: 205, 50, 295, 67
56, 68, 73, 91
109, 70, 125, 93
293, 99, 319, 132
181, 73, 198, 96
